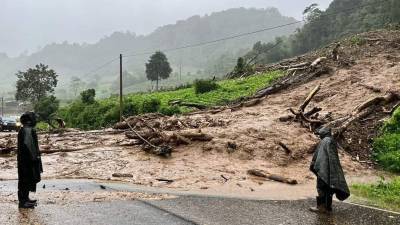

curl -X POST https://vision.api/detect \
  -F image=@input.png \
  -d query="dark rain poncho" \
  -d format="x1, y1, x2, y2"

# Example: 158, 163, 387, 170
310, 128, 350, 201
17, 120, 43, 191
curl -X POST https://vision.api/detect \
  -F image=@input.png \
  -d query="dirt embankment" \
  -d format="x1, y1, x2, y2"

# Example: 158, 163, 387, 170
0, 30, 399, 197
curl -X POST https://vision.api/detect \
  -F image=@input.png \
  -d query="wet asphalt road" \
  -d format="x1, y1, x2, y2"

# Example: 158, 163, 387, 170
0, 179, 399, 225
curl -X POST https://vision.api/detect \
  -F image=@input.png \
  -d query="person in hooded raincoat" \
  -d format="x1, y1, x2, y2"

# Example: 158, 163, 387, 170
309, 127, 350, 213
17, 112, 43, 208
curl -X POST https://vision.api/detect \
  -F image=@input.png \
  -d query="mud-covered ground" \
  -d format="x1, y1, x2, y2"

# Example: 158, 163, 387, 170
1, 31, 399, 198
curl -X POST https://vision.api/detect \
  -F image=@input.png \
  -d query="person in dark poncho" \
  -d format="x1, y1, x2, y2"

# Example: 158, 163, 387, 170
17, 112, 43, 209
309, 127, 350, 213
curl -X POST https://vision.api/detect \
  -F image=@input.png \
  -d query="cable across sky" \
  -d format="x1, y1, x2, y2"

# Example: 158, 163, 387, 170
81, 0, 388, 77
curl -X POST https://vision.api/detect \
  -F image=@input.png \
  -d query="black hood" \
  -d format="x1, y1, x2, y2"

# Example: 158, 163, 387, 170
317, 127, 332, 139
20, 112, 37, 127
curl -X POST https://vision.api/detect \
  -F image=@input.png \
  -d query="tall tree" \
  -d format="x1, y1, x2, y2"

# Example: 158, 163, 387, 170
15, 64, 58, 103
145, 51, 172, 91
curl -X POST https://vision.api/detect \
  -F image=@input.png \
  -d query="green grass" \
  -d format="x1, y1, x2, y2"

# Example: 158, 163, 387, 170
373, 108, 400, 172
351, 177, 400, 212
108, 70, 282, 107
354, 108, 400, 211
59, 71, 283, 130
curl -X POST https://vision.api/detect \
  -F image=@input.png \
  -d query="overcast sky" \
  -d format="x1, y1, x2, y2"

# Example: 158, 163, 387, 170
0, 0, 333, 56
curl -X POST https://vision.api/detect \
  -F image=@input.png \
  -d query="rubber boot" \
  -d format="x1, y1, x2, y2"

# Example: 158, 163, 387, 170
19, 201, 35, 209
309, 196, 327, 213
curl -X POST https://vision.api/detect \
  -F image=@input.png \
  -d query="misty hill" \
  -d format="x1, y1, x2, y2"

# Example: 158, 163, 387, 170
0, 7, 299, 99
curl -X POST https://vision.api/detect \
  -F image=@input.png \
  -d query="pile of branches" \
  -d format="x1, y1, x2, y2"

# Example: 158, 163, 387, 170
253, 57, 331, 99
117, 116, 214, 157
114, 114, 228, 131
0, 138, 16, 155
280, 84, 400, 138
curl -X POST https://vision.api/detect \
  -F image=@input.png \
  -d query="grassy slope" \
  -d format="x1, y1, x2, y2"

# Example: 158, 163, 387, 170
108, 71, 282, 108
351, 177, 400, 212
373, 108, 400, 172
60, 71, 283, 130
351, 108, 400, 212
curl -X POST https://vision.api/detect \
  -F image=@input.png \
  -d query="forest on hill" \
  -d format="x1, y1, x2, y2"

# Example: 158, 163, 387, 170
242, 0, 400, 66
0, 7, 299, 99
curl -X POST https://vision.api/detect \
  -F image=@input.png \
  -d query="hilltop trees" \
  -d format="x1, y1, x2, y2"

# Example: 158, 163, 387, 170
241, 0, 399, 68
15, 64, 58, 103
145, 51, 172, 91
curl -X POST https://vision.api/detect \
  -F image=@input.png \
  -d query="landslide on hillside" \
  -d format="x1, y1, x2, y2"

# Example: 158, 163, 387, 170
0, 30, 399, 193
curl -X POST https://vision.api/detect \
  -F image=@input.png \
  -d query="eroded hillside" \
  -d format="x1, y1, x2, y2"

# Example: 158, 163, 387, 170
0, 30, 399, 197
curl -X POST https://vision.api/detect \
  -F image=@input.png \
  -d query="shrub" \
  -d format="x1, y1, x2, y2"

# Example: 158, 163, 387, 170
159, 106, 181, 116
350, 36, 366, 46
123, 101, 139, 116
34, 95, 60, 127
373, 108, 400, 172
377, 150, 400, 173
142, 98, 161, 113
194, 79, 219, 94
80, 89, 96, 104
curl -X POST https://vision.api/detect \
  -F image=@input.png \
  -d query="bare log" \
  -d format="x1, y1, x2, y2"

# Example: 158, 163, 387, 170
310, 57, 327, 67
178, 132, 213, 141
243, 98, 263, 107
247, 169, 298, 185
304, 107, 322, 117
112, 173, 133, 178
122, 116, 172, 157
300, 84, 321, 112
169, 100, 207, 110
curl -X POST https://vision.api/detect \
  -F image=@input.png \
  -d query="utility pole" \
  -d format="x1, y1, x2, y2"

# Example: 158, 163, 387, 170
119, 54, 123, 122
179, 52, 182, 82
1, 97, 3, 117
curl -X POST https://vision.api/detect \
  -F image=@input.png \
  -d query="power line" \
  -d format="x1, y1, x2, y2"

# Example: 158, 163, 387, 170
81, 57, 119, 77
122, 0, 387, 58
83, 0, 388, 76
123, 21, 302, 58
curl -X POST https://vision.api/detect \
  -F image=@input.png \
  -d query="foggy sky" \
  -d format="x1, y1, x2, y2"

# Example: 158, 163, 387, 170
0, 0, 333, 56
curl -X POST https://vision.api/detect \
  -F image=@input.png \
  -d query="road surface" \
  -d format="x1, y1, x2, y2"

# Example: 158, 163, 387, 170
0, 179, 398, 225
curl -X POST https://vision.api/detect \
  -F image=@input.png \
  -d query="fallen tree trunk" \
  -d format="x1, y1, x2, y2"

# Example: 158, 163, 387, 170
169, 100, 207, 110
247, 169, 298, 185
178, 132, 213, 141
300, 84, 321, 112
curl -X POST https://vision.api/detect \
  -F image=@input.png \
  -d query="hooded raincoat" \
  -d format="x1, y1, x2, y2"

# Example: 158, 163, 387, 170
310, 127, 350, 201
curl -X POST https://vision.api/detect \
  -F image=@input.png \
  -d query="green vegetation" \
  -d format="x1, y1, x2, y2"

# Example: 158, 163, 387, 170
353, 106, 400, 211
15, 64, 58, 103
80, 89, 96, 104
34, 95, 60, 127
244, 0, 400, 66
59, 70, 282, 130
351, 177, 400, 212
0, 8, 298, 97
373, 108, 400, 172
194, 79, 219, 94
145, 51, 172, 91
